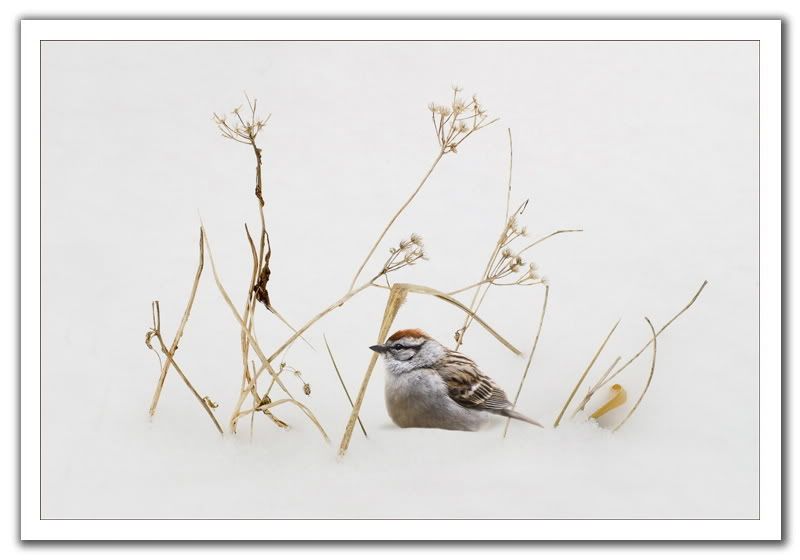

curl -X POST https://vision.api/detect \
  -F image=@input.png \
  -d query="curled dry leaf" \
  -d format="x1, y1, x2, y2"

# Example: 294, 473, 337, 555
202, 396, 220, 409
589, 383, 627, 419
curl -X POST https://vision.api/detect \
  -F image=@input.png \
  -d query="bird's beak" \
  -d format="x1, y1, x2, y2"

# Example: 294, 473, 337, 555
369, 344, 388, 354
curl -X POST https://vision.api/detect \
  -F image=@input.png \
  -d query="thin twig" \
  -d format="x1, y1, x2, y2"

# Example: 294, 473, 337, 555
349, 150, 445, 291
571, 356, 622, 419
605, 281, 708, 382
149, 228, 205, 416
553, 319, 621, 427
148, 302, 223, 435
339, 285, 408, 457
202, 224, 329, 442
614, 318, 658, 432
518, 229, 584, 255
504, 284, 549, 438
324, 334, 367, 438
505, 128, 513, 222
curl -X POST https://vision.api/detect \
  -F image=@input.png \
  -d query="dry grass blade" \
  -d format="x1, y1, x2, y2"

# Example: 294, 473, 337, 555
553, 319, 621, 427
339, 285, 409, 457
202, 224, 329, 442
399, 283, 521, 355
505, 128, 513, 222
570, 356, 622, 419
349, 151, 444, 291
518, 229, 584, 255
614, 318, 658, 432
324, 334, 367, 438
504, 284, 549, 438
605, 281, 707, 382
148, 301, 223, 435
267, 281, 373, 364
149, 227, 205, 416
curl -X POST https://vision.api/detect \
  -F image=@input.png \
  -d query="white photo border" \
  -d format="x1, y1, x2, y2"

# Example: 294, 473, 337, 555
20, 18, 782, 541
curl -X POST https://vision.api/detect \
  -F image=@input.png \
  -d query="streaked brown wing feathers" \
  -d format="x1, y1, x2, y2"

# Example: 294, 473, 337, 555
437, 350, 511, 411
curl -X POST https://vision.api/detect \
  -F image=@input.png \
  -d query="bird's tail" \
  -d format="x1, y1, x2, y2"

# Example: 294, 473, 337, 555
501, 408, 544, 428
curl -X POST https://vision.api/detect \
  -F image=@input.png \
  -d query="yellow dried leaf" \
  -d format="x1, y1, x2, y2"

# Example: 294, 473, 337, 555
590, 384, 627, 419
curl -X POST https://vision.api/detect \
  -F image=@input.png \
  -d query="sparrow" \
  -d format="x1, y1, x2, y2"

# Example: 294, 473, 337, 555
370, 329, 543, 432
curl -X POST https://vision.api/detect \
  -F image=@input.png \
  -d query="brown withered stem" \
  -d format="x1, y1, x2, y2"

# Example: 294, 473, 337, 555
348, 85, 498, 292
563, 281, 708, 426
148, 228, 205, 417
553, 319, 621, 428
605, 281, 708, 383
503, 284, 550, 438
202, 224, 330, 442
146, 301, 223, 435
614, 318, 658, 432
237, 87, 497, 407
214, 95, 310, 434
452, 129, 581, 351
570, 356, 622, 419
324, 334, 367, 439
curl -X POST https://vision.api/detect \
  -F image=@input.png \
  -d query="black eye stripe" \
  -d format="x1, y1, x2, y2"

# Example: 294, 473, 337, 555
391, 343, 423, 350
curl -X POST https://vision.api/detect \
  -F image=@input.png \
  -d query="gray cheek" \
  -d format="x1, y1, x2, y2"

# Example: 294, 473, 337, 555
392, 349, 416, 362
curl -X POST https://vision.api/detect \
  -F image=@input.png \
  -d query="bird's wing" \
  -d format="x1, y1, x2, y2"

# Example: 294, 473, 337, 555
436, 350, 512, 411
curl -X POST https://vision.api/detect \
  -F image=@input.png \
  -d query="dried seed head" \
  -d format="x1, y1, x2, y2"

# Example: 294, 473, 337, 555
501, 247, 513, 259
303, 383, 312, 396
410, 233, 423, 245
508, 216, 519, 231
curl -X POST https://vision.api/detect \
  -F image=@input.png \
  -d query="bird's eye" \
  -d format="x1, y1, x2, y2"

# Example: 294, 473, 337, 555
392, 344, 403, 350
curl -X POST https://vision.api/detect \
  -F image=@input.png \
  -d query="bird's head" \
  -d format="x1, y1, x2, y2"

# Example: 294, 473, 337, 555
370, 329, 445, 374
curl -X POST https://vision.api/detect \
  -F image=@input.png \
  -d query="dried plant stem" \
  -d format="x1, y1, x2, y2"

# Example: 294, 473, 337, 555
504, 128, 513, 222
238, 279, 375, 403
503, 284, 549, 438
553, 319, 621, 427
401, 283, 521, 354
148, 301, 223, 435
148, 228, 205, 417
348, 150, 445, 291
518, 229, 584, 255
605, 281, 708, 382
570, 356, 622, 419
614, 318, 658, 432
454, 227, 582, 351
269, 281, 373, 363
202, 225, 329, 442
455, 245, 503, 351
324, 334, 367, 438
339, 285, 409, 457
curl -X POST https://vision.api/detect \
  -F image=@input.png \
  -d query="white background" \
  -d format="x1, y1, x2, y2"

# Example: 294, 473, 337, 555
38, 37, 758, 519
2, 3, 791, 557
